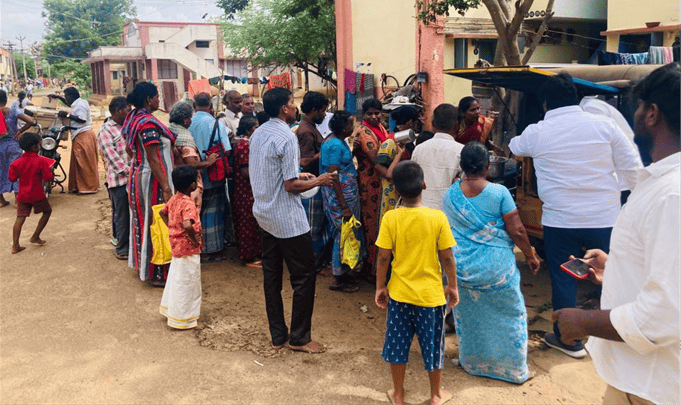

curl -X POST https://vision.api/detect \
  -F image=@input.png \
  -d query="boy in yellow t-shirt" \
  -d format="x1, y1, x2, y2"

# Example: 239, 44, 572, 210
375, 161, 459, 405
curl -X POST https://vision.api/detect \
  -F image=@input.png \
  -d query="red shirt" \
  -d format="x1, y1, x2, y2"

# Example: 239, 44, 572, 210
161, 193, 202, 257
8, 152, 54, 203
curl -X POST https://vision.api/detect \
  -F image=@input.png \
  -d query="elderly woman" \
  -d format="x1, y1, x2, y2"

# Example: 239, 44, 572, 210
123, 82, 176, 286
352, 98, 390, 277
0, 90, 36, 207
322, 111, 365, 293
48, 87, 100, 193
443, 142, 540, 384
232, 116, 261, 267
456, 96, 504, 156
168, 101, 216, 211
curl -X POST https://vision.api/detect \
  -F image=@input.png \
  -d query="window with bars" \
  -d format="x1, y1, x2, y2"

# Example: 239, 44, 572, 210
158, 59, 177, 80
223, 59, 249, 77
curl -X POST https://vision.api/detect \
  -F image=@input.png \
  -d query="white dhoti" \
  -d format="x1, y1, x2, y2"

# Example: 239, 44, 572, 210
159, 254, 202, 329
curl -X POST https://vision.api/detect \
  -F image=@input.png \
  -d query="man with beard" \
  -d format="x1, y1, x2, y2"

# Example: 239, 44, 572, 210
553, 63, 680, 405
296, 91, 331, 273
509, 73, 643, 358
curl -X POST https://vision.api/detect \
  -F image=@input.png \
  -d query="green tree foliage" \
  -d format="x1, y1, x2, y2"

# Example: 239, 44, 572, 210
42, 0, 136, 60
13, 53, 36, 79
48, 60, 92, 87
216, 0, 250, 18
221, 0, 336, 87
416, 0, 481, 24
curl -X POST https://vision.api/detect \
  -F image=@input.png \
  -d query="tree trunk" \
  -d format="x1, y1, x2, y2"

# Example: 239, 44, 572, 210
304, 62, 310, 92
521, 0, 555, 65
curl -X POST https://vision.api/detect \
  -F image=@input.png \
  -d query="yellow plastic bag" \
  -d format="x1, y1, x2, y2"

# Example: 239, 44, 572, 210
150, 203, 172, 265
340, 215, 362, 270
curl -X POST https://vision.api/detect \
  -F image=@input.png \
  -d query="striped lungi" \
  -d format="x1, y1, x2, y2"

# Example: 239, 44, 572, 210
200, 187, 226, 254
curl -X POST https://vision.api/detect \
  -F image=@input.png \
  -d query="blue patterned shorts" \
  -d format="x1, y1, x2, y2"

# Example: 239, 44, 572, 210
382, 298, 447, 371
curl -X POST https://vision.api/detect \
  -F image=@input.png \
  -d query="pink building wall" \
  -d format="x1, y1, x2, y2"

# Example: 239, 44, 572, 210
335, 0, 353, 108
416, 20, 445, 130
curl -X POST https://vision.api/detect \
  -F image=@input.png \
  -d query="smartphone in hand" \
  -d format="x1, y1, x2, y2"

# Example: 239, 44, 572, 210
560, 258, 591, 280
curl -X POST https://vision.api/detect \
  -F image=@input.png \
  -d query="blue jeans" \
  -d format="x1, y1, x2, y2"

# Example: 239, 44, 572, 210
543, 226, 611, 345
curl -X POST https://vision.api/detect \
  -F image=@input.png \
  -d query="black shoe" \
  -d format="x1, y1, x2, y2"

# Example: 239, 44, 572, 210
544, 333, 587, 358
114, 251, 128, 260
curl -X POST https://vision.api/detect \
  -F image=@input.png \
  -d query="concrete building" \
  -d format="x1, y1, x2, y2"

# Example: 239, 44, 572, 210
336, 0, 613, 121
0, 47, 13, 81
83, 21, 252, 109
601, 0, 680, 52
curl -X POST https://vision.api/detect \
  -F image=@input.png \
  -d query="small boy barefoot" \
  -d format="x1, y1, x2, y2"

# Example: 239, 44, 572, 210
431, 389, 452, 405
8, 133, 54, 254
386, 389, 404, 405
29, 237, 46, 245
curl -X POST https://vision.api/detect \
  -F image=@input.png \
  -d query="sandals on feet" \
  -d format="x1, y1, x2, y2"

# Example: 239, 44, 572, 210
329, 282, 360, 293
287, 340, 326, 354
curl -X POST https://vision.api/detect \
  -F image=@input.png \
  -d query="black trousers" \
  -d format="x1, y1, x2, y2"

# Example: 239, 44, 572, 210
261, 230, 317, 347
109, 185, 130, 256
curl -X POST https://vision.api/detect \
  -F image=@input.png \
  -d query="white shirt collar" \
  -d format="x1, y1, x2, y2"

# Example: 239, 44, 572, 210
544, 105, 583, 119
639, 152, 680, 182
433, 132, 455, 140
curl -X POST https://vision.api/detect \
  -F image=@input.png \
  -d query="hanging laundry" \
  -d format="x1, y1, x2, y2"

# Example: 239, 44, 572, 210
187, 78, 211, 99
267, 72, 292, 90
649, 47, 666, 64
663, 47, 674, 63
345, 92, 357, 115
344, 69, 356, 93
619, 52, 649, 65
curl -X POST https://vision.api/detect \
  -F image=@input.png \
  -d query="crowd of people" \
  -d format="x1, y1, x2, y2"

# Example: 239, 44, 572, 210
0, 62, 678, 405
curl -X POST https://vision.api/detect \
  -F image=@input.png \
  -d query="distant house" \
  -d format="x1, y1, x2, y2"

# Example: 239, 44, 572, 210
0, 47, 12, 81
601, 0, 680, 53
83, 21, 252, 109
335, 0, 610, 120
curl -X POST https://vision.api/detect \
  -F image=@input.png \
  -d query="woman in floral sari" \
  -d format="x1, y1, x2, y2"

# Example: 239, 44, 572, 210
232, 116, 261, 267
375, 105, 418, 223
443, 142, 540, 384
123, 82, 176, 286
321, 111, 364, 293
352, 98, 389, 277
456, 97, 504, 156
169, 101, 217, 211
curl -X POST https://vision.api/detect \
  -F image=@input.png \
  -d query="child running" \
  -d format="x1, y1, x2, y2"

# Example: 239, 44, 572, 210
8, 132, 54, 254
159, 165, 204, 330
375, 161, 459, 405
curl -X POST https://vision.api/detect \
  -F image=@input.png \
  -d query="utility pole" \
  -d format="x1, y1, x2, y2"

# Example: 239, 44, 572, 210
16, 35, 27, 81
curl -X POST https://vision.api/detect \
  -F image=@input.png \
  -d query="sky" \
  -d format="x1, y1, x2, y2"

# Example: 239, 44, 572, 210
0, 0, 226, 51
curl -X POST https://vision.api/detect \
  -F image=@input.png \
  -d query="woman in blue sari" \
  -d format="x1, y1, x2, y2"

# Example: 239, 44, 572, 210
443, 142, 540, 384
321, 110, 365, 293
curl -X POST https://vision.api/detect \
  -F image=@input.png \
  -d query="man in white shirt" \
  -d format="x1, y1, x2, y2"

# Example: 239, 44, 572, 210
580, 97, 646, 202
554, 64, 680, 405
412, 103, 465, 332
219, 90, 242, 140
411, 103, 465, 211
509, 73, 642, 358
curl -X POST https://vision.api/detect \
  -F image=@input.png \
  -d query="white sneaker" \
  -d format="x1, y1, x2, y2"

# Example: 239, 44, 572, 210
544, 333, 587, 359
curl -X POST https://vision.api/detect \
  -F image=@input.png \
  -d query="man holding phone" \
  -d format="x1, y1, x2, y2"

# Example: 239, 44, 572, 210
509, 73, 642, 358
554, 64, 680, 405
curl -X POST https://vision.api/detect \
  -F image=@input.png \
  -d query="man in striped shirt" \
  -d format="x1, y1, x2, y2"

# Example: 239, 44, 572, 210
250, 87, 336, 354
96, 96, 131, 260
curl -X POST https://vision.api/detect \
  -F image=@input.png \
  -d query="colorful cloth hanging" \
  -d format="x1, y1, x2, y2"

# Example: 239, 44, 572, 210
267, 72, 292, 90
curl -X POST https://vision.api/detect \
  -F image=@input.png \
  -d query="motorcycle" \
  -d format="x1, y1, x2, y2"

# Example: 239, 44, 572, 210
37, 122, 74, 197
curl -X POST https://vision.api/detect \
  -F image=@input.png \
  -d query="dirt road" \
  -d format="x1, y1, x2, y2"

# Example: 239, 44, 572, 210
0, 112, 606, 404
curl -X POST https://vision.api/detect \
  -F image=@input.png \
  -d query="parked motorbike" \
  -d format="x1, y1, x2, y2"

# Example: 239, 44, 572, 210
37, 123, 74, 196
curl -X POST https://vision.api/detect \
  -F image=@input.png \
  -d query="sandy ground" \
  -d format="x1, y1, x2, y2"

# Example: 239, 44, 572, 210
0, 97, 607, 404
